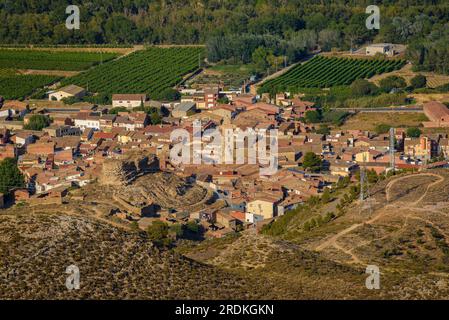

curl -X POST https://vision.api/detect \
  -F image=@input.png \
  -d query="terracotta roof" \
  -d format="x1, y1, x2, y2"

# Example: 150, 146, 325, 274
423, 101, 449, 121
112, 94, 146, 101
57, 84, 85, 95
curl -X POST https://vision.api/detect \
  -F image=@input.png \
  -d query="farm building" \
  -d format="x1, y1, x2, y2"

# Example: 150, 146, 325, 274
172, 102, 196, 118
49, 85, 86, 101
0, 100, 29, 118
365, 43, 396, 56
112, 94, 147, 109
423, 101, 449, 127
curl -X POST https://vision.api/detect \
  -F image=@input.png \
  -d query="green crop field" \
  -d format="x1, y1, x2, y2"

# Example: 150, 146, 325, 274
260, 56, 406, 92
0, 74, 60, 99
62, 47, 204, 99
0, 49, 119, 71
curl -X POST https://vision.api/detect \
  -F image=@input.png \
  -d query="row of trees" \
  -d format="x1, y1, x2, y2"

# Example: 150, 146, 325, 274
206, 29, 342, 68
350, 74, 427, 97
1, 1, 448, 74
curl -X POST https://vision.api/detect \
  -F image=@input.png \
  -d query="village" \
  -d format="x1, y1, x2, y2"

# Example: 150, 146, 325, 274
1, 77, 449, 240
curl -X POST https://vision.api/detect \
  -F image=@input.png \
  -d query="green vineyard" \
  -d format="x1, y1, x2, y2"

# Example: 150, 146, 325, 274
0, 74, 60, 99
259, 56, 406, 92
63, 47, 204, 99
0, 49, 119, 71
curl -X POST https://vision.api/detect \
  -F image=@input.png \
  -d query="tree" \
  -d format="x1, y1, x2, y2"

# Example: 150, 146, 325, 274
318, 29, 341, 51
156, 88, 181, 101
109, 107, 128, 114
0, 158, 25, 195
185, 221, 200, 234
321, 188, 332, 204
379, 76, 407, 93
170, 224, 184, 238
146, 221, 169, 245
217, 96, 229, 104
367, 169, 379, 184
350, 79, 378, 96
410, 74, 427, 89
406, 127, 422, 138
304, 110, 322, 123
302, 152, 322, 172
24, 114, 50, 131
252, 46, 270, 72
305, 13, 327, 31
150, 110, 162, 125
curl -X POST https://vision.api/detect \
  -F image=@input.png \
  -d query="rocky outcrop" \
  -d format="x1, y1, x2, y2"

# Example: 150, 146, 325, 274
98, 152, 212, 211
99, 154, 158, 186
129, 172, 210, 210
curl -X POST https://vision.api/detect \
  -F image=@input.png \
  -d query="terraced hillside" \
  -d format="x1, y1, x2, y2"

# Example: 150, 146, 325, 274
259, 56, 406, 92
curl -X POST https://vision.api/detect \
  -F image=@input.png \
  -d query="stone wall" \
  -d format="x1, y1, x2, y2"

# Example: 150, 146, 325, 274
99, 154, 158, 186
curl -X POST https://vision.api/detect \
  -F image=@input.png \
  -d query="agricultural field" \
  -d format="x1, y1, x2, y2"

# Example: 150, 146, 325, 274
188, 64, 252, 88
0, 70, 60, 100
370, 63, 449, 89
0, 49, 119, 71
259, 56, 406, 92
63, 47, 204, 100
339, 112, 428, 131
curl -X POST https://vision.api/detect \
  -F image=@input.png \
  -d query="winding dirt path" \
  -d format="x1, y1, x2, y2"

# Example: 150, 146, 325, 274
315, 173, 446, 265
385, 173, 444, 203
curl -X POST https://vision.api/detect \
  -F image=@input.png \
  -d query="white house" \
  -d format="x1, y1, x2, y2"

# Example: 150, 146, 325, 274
49, 85, 86, 101
365, 43, 395, 56
74, 113, 101, 131
112, 94, 147, 109
0, 100, 29, 118
246, 198, 277, 220
12, 132, 34, 147
245, 212, 264, 224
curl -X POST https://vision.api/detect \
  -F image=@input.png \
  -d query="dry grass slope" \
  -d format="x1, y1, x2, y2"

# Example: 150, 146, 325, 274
0, 214, 274, 299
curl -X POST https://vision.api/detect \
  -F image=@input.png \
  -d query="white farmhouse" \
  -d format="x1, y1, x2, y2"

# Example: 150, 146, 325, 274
112, 94, 147, 109
74, 113, 101, 131
48, 85, 86, 101
365, 43, 395, 56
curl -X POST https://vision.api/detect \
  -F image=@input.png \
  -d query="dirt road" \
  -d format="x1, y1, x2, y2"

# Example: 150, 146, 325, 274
314, 172, 446, 265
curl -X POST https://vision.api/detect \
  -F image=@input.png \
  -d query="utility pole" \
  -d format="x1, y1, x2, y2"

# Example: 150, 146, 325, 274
360, 153, 366, 202
360, 153, 372, 215
389, 127, 395, 171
